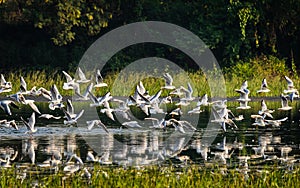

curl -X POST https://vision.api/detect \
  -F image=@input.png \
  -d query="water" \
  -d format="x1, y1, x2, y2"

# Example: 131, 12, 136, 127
1, 99, 300, 175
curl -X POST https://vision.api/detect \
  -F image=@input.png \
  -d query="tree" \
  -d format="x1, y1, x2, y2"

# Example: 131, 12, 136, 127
0, 0, 116, 45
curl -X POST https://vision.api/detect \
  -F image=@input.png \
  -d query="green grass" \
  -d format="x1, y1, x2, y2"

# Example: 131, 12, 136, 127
1, 165, 299, 187
1, 55, 298, 98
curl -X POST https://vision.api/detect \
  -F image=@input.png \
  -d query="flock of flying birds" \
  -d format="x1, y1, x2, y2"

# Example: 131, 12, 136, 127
0, 67, 299, 135
0, 68, 300, 181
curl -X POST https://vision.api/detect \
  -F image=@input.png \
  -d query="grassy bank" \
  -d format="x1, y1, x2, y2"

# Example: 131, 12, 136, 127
1, 165, 299, 187
1, 56, 298, 98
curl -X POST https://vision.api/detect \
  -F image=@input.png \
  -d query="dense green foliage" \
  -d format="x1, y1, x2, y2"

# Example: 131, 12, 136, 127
0, 0, 299, 72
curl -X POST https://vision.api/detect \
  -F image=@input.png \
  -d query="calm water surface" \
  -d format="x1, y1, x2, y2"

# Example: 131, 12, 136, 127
1, 99, 300, 176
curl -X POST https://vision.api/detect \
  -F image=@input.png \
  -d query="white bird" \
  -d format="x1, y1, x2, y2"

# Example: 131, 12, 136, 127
86, 120, 109, 133
235, 80, 248, 92
188, 105, 203, 114
145, 117, 165, 129
63, 108, 84, 125
161, 73, 176, 90
236, 100, 251, 110
236, 88, 251, 102
258, 100, 274, 118
257, 78, 270, 93
211, 99, 227, 109
8, 93, 41, 114
49, 84, 64, 110
21, 112, 37, 134
20, 76, 29, 94
100, 101, 115, 121
94, 69, 107, 88
89, 91, 112, 107
168, 118, 197, 132
66, 99, 76, 118
39, 114, 61, 119
180, 83, 194, 101
197, 94, 209, 106
122, 121, 142, 128
169, 107, 183, 116
0, 120, 18, 130
0, 74, 12, 93
251, 115, 265, 127
86, 151, 98, 162
284, 76, 298, 93
76, 67, 90, 83
278, 94, 292, 111
264, 117, 288, 127
0, 100, 19, 115
24, 99, 41, 114
75, 83, 93, 100
62, 71, 75, 84
285, 91, 299, 103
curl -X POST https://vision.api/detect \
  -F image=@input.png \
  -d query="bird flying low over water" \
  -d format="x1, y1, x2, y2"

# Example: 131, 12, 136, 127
278, 94, 292, 111
21, 112, 37, 134
63, 108, 85, 125
49, 84, 64, 110
0, 119, 18, 130
39, 114, 61, 120
258, 100, 274, 119
86, 120, 109, 133
0, 100, 19, 116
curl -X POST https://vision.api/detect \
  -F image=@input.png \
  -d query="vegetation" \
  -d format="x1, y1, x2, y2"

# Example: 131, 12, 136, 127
0, 55, 297, 98
0, 1, 300, 72
0, 165, 299, 187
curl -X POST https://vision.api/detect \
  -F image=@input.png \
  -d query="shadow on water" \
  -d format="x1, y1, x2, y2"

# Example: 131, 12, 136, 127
1, 99, 300, 177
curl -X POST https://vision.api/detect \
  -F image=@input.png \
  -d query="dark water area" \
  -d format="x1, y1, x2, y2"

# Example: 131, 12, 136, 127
0, 99, 300, 176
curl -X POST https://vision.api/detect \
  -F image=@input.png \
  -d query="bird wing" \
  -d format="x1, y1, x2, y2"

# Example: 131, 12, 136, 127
261, 78, 268, 89
88, 91, 99, 104
83, 83, 93, 98
281, 94, 289, 107
67, 99, 74, 114
28, 112, 36, 130
187, 82, 193, 94
62, 108, 72, 121
285, 76, 294, 87
95, 69, 103, 83
20, 116, 31, 131
261, 100, 267, 111
78, 67, 87, 80
86, 120, 96, 130
74, 110, 84, 121
241, 80, 248, 89
137, 81, 146, 95
163, 73, 173, 86
62, 71, 74, 83
20, 76, 27, 92
26, 100, 41, 114
50, 84, 62, 101
149, 90, 162, 103
97, 120, 109, 133
0, 74, 6, 85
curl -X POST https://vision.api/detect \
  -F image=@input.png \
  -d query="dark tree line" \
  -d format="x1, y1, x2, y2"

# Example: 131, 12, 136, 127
0, 0, 299, 72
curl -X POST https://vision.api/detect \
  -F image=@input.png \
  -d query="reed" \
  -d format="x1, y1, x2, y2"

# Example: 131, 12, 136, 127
0, 165, 299, 187
0, 56, 298, 98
